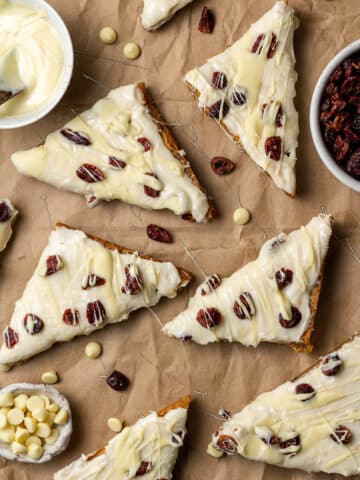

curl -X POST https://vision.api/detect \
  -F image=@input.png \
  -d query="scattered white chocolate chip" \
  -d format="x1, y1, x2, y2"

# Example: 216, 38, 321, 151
11, 441, 27, 454
54, 408, 68, 425
14, 394, 29, 411
123, 42, 141, 60
85, 341, 102, 359
24, 417, 37, 434
27, 443, 43, 460
41, 395, 51, 409
107, 417, 123, 433
0, 393, 13, 408
45, 428, 59, 445
233, 207, 251, 225
0, 428, 15, 444
0, 413, 7, 429
36, 423, 51, 438
25, 436, 42, 447
27, 396, 45, 412
99, 26, 117, 44
41, 371, 59, 385
32, 408, 48, 423
7, 408, 24, 426
15, 427, 30, 444
47, 403, 59, 413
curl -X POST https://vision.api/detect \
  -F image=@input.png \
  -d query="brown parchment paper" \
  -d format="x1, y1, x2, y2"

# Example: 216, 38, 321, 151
0, 0, 360, 478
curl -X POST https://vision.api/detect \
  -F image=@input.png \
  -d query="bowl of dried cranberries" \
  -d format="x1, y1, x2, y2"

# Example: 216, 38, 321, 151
310, 40, 360, 191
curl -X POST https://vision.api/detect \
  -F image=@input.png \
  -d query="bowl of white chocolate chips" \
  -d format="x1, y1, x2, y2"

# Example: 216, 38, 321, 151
0, 383, 72, 463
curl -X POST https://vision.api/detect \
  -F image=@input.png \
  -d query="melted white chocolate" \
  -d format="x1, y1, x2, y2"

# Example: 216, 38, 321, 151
54, 405, 188, 480
12, 83, 210, 222
141, 0, 193, 30
0, 0, 64, 117
0, 199, 18, 252
209, 335, 360, 476
162, 214, 331, 346
184, 1, 298, 196
0, 225, 188, 370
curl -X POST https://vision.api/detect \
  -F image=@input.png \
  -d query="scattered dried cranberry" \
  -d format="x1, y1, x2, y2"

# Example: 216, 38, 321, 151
143, 173, 161, 198
276, 105, 284, 127
196, 307, 221, 329
0, 202, 10, 222
106, 370, 130, 391
212, 72, 228, 90
109, 156, 126, 169
146, 224, 173, 243
201, 274, 222, 295
121, 264, 143, 295
82, 274, 106, 289
267, 33, 277, 59
198, 6, 214, 33
24, 314, 44, 335
182, 213, 193, 221
233, 292, 255, 320
62, 308, 80, 326
265, 136, 282, 160
76, 164, 104, 183
4, 326, 18, 349
279, 434, 300, 454
209, 100, 229, 119
321, 353, 342, 376
295, 383, 316, 400
45, 255, 63, 276
216, 434, 238, 454
60, 128, 91, 146
333, 134, 350, 163
232, 89, 246, 106
330, 65, 343, 83
261, 434, 279, 446
137, 137, 152, 152
279, 306, 302, 328
275, 268, 293, 290
330, 425, 352, 445
86, 300, 106, 326
346, 148, 360, 178
341, 76, 360, 96
210, 157, 235, 175
251, 34, 265, 54
135, 461, 152, 476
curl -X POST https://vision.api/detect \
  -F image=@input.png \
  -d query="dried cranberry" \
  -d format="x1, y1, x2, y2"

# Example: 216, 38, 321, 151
334, 135, 350, 163
216, 435, 238, 454
324, 127, 336, 145
198, 6, 214, 33
330, 93, 347, 113
261, 435, 279, 445
267, 33, 277, 58
279, 434, 300, 454
76, 164, 104, 183
321, 96, 331, 112
343, 58, 354, 78
196, 307, 221, 328
106, 370, 130, 391
136, 461, 152, 476
333, 112, 350, 131
325, 82, 338, 97
330, 425, 352, 445
341, 76, 360, 96
275, 268, 293, 290
352, 115, 360, 133
60, 128, 91, 146
279, 306, 302, 328
321, 353, 342, 376
344, 125, 359, 144
137, 137, 151, 152
121, 264, 143, 295
109, 156, 126, 169
330, 65, 343, 83
0, 202, 10, 222
146, 224, 172, 243
251, 34, 265, 54
201, 274, 222, 295
45, 255, 63, 276
144, 186, 160, 198
275, 105, 284, 127
86, 300, 106, 326
62, 308, 80, 326
233, 292, 255, 320
232, 89, 246, 106
24, 314, 44, 335
182, 213, 193, 221
210, 157, 235, 175
4, 326, 18, 349
212, 72, 227, 90
209, 100, 229, 119
82, 274, 106, 289
346, 148, 360, 178
265, 136, 282, 160
295, 383, 316, 400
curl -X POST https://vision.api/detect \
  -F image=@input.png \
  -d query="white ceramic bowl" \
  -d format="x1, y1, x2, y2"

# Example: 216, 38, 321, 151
0, 0, 73, 129
310, 39, 360, 192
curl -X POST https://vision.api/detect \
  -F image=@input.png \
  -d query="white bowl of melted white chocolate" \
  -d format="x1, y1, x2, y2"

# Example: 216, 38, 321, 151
0, 0, 73, 129
0, 383, 72, 463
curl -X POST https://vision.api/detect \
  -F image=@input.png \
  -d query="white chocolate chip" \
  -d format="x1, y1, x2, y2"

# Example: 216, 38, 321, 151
32, 408, 48, 423
36, 423, 51, 438
47, 403, 59, 413
123, 42, 141, 60
0, 412, 7, 429
0, 407, 9, 415
0, 428, 15, 444
54, 408, 68, 425
27, 396, 45, 412
85, 341, 102, 359
7, 408, 24, 426
24, 417, 37, 434
25, 436, 41, 447
0, 393, 13, 408
41, 370, 59, 385
41, 395, 51, 409
14, 394, 29, 411
107, 417, 123, 433
45, 428, 59, 445
233, 207, 251, 225
99, 26, 117, 44
11, 441, 27, 454
27, 443, 43, 459
15, 427, 30, 444
47, 412, 55, 425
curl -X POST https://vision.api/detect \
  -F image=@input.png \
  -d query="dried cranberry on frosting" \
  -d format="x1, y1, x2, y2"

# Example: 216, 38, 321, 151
109, 156, 126, 169
63, 308, 80, 326
233, 292, 255, 319
196, 308, 221, 329
82, 274, 106, 290
330, 425, 352, 445
60, 128, 91, 146
0, 202, 11, 223
279, 306, 302, 328
42, 255, 63, 277
86, 300, 106, 326
24, 314, 44, 335
76, 164, 105, 183
121, 264, 143, 295
279, 432, 301, 456
275, 268, 293, 290
321, 353, 342, 376
201, 274, 222, 295
212, 72, 228, 90
215, 434, 238, 454
265, 136, 282, 161
137, 137, 152, 152
143, 172, 162, 198
135, 461, 152, 476
295, 383, 316, 401
4, 326, 18, 349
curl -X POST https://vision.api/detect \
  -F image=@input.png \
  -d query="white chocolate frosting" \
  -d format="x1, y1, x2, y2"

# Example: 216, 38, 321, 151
162, 214, 332, 347
209, 335, 360, 476
184, 1, 298, 196
0, 225, 189, 370
0, 0, 64, 117
0, 198, 18, 252
11, 83, 211, 222
141, 0, 193, 30
54, 404, 188, 479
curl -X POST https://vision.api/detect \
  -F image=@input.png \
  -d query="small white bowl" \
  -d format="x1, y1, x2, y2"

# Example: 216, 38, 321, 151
0, 0, 73, 129
310, 39, 360, 192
